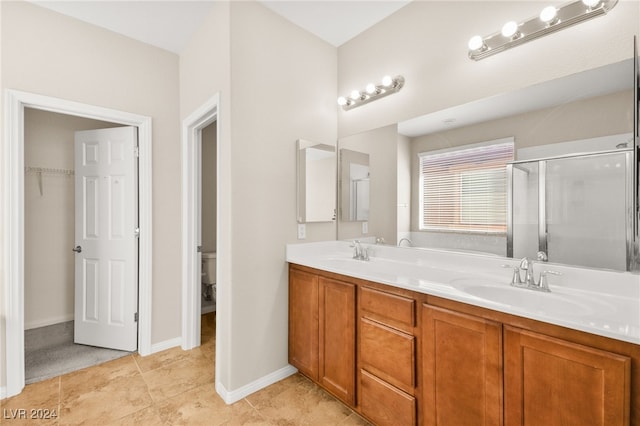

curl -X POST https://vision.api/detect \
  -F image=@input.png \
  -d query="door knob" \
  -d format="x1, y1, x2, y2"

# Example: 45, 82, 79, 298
72, 245, 82, 253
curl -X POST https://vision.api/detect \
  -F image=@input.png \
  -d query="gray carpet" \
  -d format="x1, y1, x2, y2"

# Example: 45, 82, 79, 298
25, 321, 132, 384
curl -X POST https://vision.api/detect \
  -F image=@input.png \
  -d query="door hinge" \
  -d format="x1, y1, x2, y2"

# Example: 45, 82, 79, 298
134, 312, 139, 322
134, 146, 140, 157
134, 227, 140, 238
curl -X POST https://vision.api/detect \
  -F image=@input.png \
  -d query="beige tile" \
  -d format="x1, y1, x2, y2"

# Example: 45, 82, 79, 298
340, 413, 373, 426
59, 373, 153, 425
1, 377, 60, 425
106, 406, 166, 426
246, 374, 354, 425
142, 354, 215, 402
133, 347, 193, 374
59, 355, 139, 398
156, 383, 262, 426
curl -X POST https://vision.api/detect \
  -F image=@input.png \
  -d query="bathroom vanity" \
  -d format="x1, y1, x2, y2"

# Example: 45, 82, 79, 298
287, 241, 640, 426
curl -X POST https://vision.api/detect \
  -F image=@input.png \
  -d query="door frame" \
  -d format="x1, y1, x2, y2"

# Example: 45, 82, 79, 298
181, 94, 219, 351
2, 89, 153, 398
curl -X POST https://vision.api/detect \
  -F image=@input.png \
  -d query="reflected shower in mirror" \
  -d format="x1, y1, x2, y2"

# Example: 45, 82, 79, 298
296, 139, 336, 223
337, 58, 639, 271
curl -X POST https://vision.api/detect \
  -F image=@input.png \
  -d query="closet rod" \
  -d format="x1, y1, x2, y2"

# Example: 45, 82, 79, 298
24, 166, 74, 176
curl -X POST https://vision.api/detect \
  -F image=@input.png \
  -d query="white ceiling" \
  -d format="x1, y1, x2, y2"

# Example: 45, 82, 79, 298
28, 1, 412, 53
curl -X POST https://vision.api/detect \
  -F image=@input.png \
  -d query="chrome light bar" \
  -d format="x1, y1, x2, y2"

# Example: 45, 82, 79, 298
468, 0, 618, 61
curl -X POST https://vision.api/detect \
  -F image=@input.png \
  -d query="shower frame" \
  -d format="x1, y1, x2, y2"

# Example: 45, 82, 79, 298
506, 148, 636, 271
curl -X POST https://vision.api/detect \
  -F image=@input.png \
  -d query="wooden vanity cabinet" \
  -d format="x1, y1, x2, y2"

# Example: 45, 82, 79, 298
289, 264, 638, 426
421, 304, 503, 426
288, 266, 356, 405
359, 286, 417, 425
503, 326, 631, 426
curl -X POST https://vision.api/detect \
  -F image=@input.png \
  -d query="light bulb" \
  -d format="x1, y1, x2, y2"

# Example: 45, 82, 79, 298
381, 75, 393, 87
350, 90, 361, 100
365, 83, 376, 94
337, 96, 347, 106
501, 21, 519, 38
468, 35, 484, 51
539, 6, 557, 24
582, 0, 601, 7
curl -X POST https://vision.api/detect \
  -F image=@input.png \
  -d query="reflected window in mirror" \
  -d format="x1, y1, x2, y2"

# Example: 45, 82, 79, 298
419, 138, 514, 234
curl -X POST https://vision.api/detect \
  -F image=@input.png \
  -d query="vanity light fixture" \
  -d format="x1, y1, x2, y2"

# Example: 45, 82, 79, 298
337, 75, 405, 111
468, 0, 618, 61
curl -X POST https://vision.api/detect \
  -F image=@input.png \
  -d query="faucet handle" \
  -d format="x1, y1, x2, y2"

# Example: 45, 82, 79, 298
502, 264, 522, 284
537, 270, 561, 291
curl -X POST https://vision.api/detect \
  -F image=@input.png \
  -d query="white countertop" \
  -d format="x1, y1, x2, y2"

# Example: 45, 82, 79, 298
286, 241, 640, 345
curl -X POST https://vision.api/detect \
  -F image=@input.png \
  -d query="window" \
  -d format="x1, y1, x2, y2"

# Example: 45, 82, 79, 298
419, 138, 514, 233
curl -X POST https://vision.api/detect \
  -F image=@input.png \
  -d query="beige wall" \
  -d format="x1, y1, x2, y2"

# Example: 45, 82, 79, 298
178, 0, 337, 393
337, 1, 640, 138
1, 0, 181, 388
177, 2, 233, 387
23, 109, 119, 330
227, 1, 337, 390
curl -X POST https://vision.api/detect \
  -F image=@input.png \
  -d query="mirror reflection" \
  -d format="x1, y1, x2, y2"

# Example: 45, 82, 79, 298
340, 149, 370, 222
296, 139, 336, 223
337, 58, 638, 271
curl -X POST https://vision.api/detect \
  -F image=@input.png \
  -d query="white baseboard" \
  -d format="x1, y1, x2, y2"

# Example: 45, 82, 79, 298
25, 314, 75, 330
0, 385, 6, 400
215, 364, 298, 405
148, 337, 182, 355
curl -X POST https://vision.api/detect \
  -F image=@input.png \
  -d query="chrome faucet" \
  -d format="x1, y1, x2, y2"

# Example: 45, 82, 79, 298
350, 240, 369, 261
502, 256, 560, 292
519, 257, 535, 286
398, 238, 413, 247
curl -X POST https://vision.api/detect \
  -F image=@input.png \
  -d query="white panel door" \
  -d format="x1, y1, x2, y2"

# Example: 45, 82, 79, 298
74, 126, 138, 351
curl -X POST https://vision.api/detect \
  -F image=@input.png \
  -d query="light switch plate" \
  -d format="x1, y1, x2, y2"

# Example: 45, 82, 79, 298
297, 223, 306, 240
362, 221, 368, 234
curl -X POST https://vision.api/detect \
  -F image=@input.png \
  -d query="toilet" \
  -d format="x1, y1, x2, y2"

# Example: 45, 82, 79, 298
201, 252, 217, 305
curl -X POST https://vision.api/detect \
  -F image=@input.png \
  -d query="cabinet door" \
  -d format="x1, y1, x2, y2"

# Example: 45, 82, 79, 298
421, 304, 503, 426
504, 326, 630, 426
288, 268, 319, 381
319, 277, 356, 405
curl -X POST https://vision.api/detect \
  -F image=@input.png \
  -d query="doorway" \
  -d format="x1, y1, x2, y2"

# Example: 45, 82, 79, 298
2, 90, 153, 398
181, 96, 218, 351
23, 109, 137, 383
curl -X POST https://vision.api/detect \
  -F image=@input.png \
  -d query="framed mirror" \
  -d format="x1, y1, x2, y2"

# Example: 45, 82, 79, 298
337, 57, 640, 272
296, 139, 336, 223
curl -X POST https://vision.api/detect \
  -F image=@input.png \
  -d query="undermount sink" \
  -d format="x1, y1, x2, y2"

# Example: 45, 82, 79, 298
461, 284, 592, 316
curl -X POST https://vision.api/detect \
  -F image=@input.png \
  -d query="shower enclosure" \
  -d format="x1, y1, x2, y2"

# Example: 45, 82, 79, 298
507, 149, 635, 271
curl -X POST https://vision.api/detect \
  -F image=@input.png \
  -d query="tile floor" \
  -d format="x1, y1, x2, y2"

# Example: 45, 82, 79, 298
1, 313, 370, 425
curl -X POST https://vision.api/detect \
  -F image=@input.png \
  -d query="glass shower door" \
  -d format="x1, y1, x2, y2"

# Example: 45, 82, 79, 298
544, 151, 632, 270
509, 162, 539, 260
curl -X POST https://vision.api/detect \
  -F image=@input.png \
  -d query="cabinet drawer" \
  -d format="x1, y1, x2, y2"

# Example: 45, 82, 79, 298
361, 369, 416, 426
361, 286, 415, 331
360, 317, 415, 393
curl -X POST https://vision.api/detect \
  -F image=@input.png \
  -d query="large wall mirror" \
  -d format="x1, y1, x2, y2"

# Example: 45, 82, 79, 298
337, 56, 640, 272
297, 139, 336, 223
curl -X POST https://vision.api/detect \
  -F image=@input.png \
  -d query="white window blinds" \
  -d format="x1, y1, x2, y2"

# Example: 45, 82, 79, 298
419, 138, 514, 233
